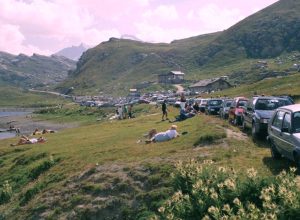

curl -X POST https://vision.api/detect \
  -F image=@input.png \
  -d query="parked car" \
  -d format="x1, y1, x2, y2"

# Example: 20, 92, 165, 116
267, 104, 300, 168
228, 97, 248, 125
243, 96, 293, 138
199, 99, 209, 113
219, 99, 234, 119
205, 99, 223, 115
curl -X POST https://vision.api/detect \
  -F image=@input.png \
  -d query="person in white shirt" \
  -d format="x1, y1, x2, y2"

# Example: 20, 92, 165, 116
146, 125, 179, 143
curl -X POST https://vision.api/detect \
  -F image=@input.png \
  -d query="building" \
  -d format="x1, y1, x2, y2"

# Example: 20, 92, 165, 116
158, 71, 185, 84
189, 77, 232, 94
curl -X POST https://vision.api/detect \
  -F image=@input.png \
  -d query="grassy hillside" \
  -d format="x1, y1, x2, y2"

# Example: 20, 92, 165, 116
0, 106, 295, 219
210, 73, 300, 101
0, 85, 67, 107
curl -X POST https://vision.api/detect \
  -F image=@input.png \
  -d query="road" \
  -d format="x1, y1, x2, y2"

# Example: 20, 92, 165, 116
174, 84, 184, 93
28, 89, 71, 98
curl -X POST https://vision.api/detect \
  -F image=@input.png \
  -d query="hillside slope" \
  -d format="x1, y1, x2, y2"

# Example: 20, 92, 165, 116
58, 0, 300, 95
57, 33, 220, 94
0, 106, 290, 219
0, 52, 76, 89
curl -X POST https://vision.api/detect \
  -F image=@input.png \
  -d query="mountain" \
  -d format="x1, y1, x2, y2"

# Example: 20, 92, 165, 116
0, 52, 76, 89
55, 44, 88, 61
195, 0, 300, 65
58, 0, 300, 95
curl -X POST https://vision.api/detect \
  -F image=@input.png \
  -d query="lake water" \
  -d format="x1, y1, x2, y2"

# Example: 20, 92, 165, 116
0, 111, 31, 140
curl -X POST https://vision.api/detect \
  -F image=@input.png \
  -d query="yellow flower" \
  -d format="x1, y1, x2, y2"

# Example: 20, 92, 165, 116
158, 206, 165, 213
208, 206, 219, 214
222, 204, 231, 212
246, 167, 257, 178
210, 192, 218, 200
202, 215, 211, 220
233, 198, 241, 206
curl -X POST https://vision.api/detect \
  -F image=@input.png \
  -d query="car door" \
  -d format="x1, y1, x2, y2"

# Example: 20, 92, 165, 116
243, 99, 253, 127
228, 100, 236, 121
270, 110, 285, 153
280, 112, 294, 160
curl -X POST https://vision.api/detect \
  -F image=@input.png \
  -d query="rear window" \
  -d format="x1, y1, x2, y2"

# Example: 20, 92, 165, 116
209, 100, 222, 106
293, 111, 300, 133
237, 100, 247, 107
255, 99, 292, 110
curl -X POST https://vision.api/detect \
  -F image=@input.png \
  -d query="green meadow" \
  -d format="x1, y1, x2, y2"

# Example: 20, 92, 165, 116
0, 105, 295, 219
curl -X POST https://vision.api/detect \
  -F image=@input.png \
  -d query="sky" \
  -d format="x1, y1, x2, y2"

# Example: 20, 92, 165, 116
0, 0, 279, 56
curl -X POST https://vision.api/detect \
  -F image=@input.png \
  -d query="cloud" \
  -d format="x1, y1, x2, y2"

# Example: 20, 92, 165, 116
135, 22, 198, 43
187, 3, 243, 32
143, 5, 179, 21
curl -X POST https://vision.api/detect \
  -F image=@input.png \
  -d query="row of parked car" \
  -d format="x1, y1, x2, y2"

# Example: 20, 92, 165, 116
201, 96, 300, 168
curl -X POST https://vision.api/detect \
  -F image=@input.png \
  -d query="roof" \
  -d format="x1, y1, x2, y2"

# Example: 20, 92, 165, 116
189, 78, 223, 88
170, 71, 185, 75
278, 104, 300, 112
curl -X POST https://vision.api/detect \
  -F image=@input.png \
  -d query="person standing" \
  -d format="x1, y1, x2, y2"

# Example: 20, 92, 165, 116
162, 100, 169, 121
128, 104, 133, 118
180, 93, 186, 110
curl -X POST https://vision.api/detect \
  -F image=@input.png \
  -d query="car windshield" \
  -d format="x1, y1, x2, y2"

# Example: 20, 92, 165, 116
255, 99, 292, 110
293, 112, 300, 133
209, 100, 222, 106
237, 100, 247, 107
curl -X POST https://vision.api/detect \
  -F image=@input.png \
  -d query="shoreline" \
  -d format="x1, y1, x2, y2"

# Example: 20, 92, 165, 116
0, 113, 78, 139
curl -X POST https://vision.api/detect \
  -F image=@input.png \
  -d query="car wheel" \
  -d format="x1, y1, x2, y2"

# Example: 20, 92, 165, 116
252, 122, 259, 138
270, 141, 281, 159
242, 120, 247, 131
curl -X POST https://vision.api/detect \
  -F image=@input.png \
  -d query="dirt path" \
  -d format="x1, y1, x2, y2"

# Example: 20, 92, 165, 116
174, 84, 184, 93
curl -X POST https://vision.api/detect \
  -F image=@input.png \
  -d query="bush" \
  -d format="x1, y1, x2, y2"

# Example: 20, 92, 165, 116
158, 160, 300, 219
0, 181, 13, 204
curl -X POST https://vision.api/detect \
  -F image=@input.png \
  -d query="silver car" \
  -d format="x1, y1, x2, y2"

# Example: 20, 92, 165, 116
268, 104, 300, 168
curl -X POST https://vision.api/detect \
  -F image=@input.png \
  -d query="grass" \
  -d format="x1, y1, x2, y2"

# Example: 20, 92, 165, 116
0, 105, 296, 219
0, 85, 68, 107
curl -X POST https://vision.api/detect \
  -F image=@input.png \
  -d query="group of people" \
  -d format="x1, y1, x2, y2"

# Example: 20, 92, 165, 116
11, 135, 46, 146
162, 93, 201, 123
10, 128, 56, 146
116, 104, 134, 120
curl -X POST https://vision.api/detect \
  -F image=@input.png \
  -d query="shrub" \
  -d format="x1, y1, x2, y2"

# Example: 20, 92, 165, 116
158, 160, 300, 219
0, 180, 13, 204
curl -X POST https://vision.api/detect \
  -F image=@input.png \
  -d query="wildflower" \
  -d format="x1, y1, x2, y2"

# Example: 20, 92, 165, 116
158, 206, 165, 213
247, 203, 256, 210
233, 198, 241, 206
202, 215, 211, 220
224, 178, 236, 190
289, 167, 297, 173
222, 204, 231, 213
166, 213, 174, 220
203, 160, 214, 164
218, 166, 227, 172
265, 213, 276, 220
246, 168, 257, 178
208, 206, 219, 215
198, 199, 204, 205
210, 192, 218, 200
193, 180, 203, 189
217, 183, 224, 189
220, 215, 229, 220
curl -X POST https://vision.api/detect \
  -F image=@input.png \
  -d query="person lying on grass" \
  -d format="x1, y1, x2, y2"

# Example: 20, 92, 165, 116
146, 125, 179, 144
10, 135, 46, 146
